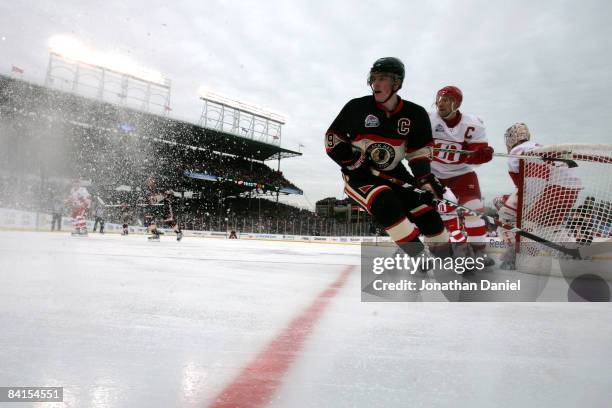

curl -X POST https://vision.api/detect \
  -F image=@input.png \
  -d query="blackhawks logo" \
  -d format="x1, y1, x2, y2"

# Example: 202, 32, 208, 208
366, 143, 395, 170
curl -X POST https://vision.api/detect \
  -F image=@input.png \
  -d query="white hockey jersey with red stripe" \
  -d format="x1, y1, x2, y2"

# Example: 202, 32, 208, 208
429, 112, 488, 179
69, 186, 91, 209
508, 141, 581, 189
507, 141, 542, 176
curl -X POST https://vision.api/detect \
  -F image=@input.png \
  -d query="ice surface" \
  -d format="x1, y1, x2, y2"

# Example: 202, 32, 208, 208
0, 231, 610, 408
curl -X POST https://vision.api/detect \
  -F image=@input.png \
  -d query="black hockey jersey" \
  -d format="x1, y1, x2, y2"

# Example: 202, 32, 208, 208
325, 95, 433, 179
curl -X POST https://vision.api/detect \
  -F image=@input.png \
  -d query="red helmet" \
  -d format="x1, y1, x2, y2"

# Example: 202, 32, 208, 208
436, 86, 463, 108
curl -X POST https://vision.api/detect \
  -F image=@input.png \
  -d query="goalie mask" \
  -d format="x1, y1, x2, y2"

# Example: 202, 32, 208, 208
504, 122, 531, 152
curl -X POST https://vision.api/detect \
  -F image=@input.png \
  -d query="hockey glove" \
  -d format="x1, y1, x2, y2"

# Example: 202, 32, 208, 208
416, 173, 445, 199
466, 146, 494, 164
342, 150, 372, 180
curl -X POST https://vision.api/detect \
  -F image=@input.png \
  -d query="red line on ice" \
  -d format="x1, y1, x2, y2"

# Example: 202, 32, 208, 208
207, 266, 354, 408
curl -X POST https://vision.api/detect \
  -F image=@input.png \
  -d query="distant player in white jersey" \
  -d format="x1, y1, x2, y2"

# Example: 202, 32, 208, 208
493, 123, 581, 269
68, 178, 91, 236
429, 86, 494, 262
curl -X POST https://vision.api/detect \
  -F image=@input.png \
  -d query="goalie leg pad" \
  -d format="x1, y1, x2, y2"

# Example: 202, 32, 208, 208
497, 192, 518, 244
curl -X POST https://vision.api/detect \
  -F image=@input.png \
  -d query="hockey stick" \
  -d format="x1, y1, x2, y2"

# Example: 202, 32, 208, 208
370, 169, 583, 259
431, 147, 578, 168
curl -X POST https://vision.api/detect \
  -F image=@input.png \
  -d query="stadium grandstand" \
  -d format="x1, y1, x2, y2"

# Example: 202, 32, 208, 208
0, 73, 376, 236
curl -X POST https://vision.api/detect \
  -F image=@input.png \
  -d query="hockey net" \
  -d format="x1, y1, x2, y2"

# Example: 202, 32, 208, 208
516, 144, 612, 274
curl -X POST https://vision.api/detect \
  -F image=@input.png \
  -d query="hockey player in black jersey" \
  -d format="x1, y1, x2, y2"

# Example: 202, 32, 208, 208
143, 177, 183, 242
325, 57, 453, 260
120, 203, 131, 235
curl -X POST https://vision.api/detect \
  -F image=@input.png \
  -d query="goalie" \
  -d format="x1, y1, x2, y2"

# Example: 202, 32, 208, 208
494, 123, 582, 269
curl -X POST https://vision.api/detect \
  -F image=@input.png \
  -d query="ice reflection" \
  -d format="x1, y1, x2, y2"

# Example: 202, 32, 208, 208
179, 360, 208, 405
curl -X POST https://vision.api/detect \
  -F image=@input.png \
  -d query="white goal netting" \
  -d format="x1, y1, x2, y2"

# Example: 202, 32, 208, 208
516, 144, 612, 273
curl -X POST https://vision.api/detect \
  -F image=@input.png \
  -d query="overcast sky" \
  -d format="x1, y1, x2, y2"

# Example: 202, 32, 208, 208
2, 0, 611, 209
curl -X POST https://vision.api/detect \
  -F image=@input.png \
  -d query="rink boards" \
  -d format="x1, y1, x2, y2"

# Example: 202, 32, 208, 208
2, 207, 609, 265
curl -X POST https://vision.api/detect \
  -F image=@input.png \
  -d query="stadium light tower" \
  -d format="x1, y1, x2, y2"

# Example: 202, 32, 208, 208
44, 35, 172, 115
198, 87, 285, 145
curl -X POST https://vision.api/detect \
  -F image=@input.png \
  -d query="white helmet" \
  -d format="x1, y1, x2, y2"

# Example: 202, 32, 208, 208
504, 122, 530, 152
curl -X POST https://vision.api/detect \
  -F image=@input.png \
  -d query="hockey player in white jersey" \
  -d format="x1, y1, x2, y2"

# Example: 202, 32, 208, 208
429, 86, 494, 264
68, 179, 91, 236
437, 188, 468, 243
494, 123, 581, 269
